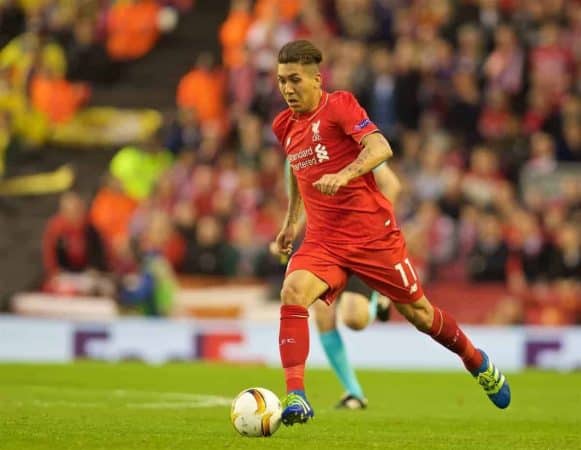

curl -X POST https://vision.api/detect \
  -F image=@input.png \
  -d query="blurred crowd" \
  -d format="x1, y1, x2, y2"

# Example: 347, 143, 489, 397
0, 0, 186, 174
19, 0, 581, 324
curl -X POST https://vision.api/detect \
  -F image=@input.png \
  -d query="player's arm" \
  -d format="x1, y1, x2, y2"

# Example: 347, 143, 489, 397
342, 132, 393, 181
313, 132, 393, 195
284, 160, 307, 229
373, 162, 401, 203
275, 165, 302, 255
284, 167, 303, 227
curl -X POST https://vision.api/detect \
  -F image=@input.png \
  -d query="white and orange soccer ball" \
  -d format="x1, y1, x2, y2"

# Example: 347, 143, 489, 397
230, 387, 282, 437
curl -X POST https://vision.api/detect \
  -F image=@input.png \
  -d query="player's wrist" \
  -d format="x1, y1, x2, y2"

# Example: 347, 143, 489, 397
338, 168, 356, 183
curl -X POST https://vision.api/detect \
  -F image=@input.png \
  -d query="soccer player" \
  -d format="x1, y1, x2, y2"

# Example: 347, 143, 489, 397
271, 40, 511, 426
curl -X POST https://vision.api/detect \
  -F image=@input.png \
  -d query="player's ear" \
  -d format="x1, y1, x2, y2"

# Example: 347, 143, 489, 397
313, 71, 322, 88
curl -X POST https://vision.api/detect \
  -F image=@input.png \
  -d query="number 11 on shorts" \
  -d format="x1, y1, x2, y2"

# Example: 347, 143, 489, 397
394, 258, 417, 287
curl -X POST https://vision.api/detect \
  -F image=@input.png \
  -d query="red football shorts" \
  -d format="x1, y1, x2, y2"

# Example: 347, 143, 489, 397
286, 230, 424, 304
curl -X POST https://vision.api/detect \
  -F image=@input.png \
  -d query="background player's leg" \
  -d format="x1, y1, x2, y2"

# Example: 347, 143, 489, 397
340, 291, 392, 326
314, 298, 366, 405
279, 270, 328, 395
338, 291, 370, 330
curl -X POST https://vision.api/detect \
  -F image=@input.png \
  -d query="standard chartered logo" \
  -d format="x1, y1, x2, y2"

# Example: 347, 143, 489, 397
289, 144, 330, 171
315, 144, 329, 162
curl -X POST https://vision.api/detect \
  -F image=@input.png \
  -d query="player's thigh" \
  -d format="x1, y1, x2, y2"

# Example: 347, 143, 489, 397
286, 239, 348, 305
339, 291, 370, 331
312, 299, 337, 332
350, 238, 424, 305
281, 269, 330, 308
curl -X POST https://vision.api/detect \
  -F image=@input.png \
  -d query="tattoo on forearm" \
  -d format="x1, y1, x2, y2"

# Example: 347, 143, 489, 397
341, 134, 392, 180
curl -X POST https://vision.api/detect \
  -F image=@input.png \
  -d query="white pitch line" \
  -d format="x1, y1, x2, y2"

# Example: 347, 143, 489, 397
127, 399, 232, 409
8, 385, 233, 409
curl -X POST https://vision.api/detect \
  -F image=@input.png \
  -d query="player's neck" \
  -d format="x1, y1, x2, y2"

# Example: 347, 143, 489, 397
308, 90, 324, 112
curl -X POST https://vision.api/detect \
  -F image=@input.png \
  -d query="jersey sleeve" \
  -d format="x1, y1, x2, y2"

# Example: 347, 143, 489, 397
333, 91, 378, 144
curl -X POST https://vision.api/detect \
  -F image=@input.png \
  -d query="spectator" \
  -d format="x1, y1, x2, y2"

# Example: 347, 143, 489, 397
453, 24, 484, 75
176, 52, 226, 127
65, 17, 120, 84
547, 223, 580, 280
413, 135, 453, 200
468, 213, 509, 282
522, 132, 558, 176
529, 22, 574, 104
180, 215, 238, 276
106, 0, 162, 61
42, 191, 109, 295
109, 137, 173, 200
119, 215, 177, 317
219, 0, 252, 69
521, 88, 554, 136
483, 24, 524, 97
558, 111, 581, 162
164, 107, 202, 155
461, 145, 504, 208
478, 88, 513, 142
447, 71, 481, 146
361, 46, 397, 136
30, 62, 90, 124
412, 200, 456, 272
393, 37, 421, 131
0, 23, 67, 92
89, 174, 139, 258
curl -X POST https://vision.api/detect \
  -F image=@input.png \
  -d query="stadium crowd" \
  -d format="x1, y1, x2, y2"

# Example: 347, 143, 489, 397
0, 0, 187, 170
3, 0, 579, 324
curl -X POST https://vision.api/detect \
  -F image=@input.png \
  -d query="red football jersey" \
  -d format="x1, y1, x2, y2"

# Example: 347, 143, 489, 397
272, 90, 397, 244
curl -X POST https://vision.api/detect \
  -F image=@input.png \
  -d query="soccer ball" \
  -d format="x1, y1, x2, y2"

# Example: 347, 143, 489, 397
230, 387, 282, 437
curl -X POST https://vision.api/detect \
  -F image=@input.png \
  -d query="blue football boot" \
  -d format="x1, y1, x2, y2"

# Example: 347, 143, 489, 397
472, 349, 511, 409
281, 391, 314, 426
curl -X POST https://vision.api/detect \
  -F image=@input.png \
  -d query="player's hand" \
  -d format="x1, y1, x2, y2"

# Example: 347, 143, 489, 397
274, 224, 296, 256
312, 173, 349, 195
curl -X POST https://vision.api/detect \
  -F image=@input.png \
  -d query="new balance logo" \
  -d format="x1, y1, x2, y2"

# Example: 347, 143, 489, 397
280, 338, 296, 346
312, 120, 321, 142
409, 283, 418, 294
314, 143, 329, 162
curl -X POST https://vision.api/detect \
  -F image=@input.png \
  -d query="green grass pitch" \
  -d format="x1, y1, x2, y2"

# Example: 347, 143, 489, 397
0, 363, 580, 449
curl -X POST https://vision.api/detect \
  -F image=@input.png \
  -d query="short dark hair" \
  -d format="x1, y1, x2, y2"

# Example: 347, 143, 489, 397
278, 40, 323, 65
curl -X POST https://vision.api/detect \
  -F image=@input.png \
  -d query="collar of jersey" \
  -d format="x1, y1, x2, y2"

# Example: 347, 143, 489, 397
291, 91, 329, 122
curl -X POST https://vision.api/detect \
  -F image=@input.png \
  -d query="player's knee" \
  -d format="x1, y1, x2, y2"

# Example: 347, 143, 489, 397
280, 283, 309, 307
412, 310, 432, 332
340, 293, 369, 331
343, 315, 367, 331
396, 298, 433, 332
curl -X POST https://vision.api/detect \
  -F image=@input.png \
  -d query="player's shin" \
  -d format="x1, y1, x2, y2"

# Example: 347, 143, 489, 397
425, 306, 483, 372
279, 304, 310, 394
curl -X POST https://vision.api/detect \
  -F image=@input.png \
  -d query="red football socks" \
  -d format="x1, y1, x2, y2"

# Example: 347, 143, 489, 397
279, 304, 310, 393
428, 306, 483, 372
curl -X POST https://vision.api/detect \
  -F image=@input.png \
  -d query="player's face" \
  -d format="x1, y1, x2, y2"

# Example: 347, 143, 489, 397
277, 63, 322, 113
